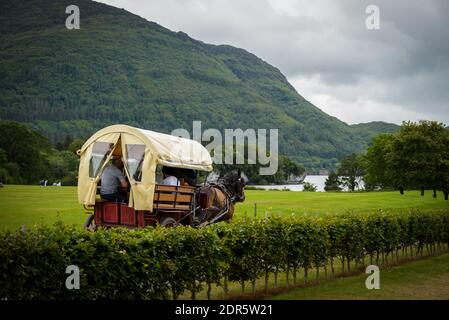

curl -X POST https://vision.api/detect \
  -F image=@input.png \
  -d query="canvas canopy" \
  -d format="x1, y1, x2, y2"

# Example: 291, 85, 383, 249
77, 124, 212, 210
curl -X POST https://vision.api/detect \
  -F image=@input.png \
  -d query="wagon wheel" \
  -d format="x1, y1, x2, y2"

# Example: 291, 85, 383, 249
83, 214, 97, 232
159, 216, 178, 227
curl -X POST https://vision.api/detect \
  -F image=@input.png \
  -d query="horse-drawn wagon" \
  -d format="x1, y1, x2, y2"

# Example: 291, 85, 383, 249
77, 125, 245, 230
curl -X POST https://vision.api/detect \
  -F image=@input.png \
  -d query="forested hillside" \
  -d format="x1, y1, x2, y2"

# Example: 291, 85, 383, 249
0, 0, 398, 172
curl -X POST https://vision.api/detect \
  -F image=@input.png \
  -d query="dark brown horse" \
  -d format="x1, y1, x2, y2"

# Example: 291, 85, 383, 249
196, 170, 246, 225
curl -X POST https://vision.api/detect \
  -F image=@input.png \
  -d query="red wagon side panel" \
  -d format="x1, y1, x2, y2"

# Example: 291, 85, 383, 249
103, 203, 119, 224
120, 204, 137, 226
94, 203, 103, 225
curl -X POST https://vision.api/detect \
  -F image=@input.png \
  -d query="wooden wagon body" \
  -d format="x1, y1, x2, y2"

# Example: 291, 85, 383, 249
90, 185, 197, 228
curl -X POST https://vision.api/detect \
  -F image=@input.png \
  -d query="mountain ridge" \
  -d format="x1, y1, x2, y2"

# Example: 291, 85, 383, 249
0, 0, 399, 172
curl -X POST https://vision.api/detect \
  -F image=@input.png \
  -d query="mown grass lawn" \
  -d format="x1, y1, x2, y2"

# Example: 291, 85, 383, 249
270, 253, 449, 300
0, 185, 85, 231
235, 189, 449, 219
0, 185, 448, 230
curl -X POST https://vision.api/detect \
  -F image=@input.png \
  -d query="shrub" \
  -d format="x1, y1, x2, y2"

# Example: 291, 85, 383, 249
0, 210, 448, 299
303, 182, 317, 192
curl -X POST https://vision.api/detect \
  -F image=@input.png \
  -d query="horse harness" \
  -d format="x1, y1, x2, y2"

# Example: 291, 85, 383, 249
199, 180, 237, 226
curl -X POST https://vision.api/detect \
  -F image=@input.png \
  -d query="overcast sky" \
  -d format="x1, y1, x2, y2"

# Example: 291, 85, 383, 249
98, 0, 449, 125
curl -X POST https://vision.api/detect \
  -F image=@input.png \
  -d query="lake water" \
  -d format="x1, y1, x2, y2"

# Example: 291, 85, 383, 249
250, 175, 365, 192
251, 175, 329, 192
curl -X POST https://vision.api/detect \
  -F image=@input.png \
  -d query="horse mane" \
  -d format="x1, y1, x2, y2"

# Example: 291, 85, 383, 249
219, 170, 240, 184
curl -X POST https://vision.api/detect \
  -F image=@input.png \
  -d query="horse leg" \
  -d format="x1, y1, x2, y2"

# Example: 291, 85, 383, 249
222, 205, 235, 222
205, 206, 220, 221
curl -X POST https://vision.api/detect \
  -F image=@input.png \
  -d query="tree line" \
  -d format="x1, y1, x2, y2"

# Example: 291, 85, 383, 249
325, 120, 449, 199
0, 121, 82, 186
0, 121, 304, 186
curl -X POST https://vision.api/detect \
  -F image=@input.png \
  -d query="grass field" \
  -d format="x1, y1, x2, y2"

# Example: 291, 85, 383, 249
237, 189, 449, 219
270, 253, 449, 300
0, 185, 448, 230
0, 185, 84, 230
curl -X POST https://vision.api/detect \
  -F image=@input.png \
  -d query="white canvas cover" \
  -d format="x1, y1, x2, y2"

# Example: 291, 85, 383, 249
77, 124, 212, 210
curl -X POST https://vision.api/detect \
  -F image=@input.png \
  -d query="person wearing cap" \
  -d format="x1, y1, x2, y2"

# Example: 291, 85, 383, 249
100, 157, 129, 202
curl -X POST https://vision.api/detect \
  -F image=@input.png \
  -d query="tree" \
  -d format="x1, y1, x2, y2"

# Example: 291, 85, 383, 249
337, 153, 365, 191
0, 122, 51, 183
68, 138, 85, 154
302, 182, 317, 192
363, 134, 394, 190
418, 122, 449, 198
364, 121, 449, 197
55, 135, 74, 151
213, 148, 305, 185
386, 121, 445, 195
435, 127, 449, 200
0, 148, 8, 183
324, 171, 341, 191
0, 121, 82, 185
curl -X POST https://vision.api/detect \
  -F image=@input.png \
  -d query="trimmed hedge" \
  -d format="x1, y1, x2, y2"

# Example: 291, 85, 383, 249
1, 210, 448, 299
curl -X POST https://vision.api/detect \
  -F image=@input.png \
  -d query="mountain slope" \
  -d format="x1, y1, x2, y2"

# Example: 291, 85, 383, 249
350, 121, 399, 143
0, 0, 395, 172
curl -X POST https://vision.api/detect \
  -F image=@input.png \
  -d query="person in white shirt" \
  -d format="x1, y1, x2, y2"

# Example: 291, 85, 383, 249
162, 166, 180, 186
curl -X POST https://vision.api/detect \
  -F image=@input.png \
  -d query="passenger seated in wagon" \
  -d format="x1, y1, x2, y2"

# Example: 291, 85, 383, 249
161, 166, 179, 186
100, 157, 129, 203
161, 166, 197, 187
